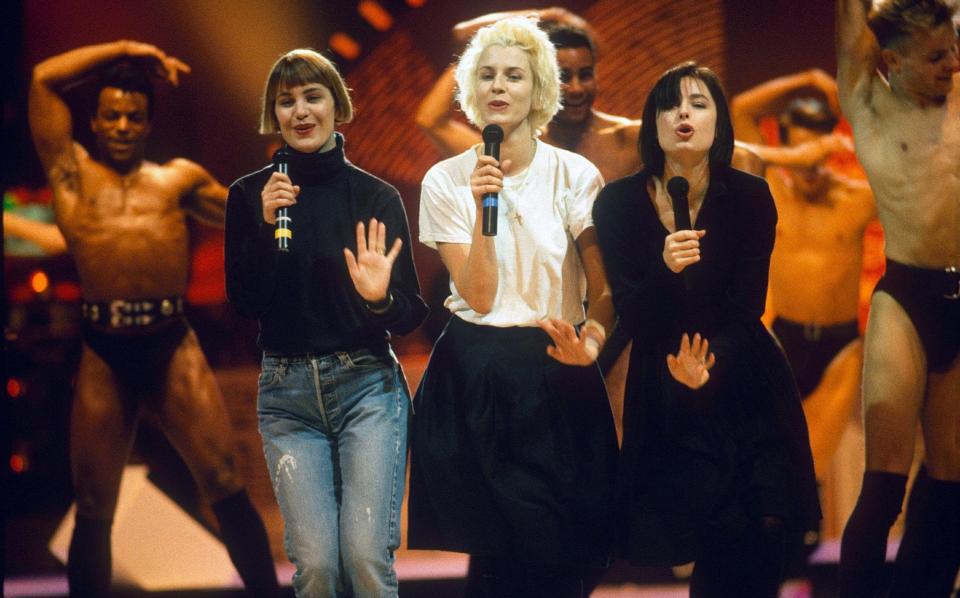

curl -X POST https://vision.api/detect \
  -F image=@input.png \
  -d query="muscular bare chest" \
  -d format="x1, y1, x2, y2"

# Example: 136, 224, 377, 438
772, 177, 867, 251
851, 88, 960, 264
578, 135, 639, 182
68, 164, 187, 240
66, 162, 193, 299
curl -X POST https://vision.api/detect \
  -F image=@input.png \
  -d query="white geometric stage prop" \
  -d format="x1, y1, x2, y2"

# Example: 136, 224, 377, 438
49, 465, 239, 590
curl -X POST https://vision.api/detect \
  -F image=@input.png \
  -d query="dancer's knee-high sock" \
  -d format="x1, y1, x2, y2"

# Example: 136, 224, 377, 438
889, 468, 960, 598
67, 514, 112, 597
211, 489, 279, 596
839, 470, 907, 597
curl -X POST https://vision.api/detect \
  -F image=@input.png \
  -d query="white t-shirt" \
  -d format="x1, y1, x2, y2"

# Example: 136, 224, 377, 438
419, 140, 604, 327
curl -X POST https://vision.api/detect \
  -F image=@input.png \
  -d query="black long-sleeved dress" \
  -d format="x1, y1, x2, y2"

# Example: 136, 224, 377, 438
593, 167, 820, 566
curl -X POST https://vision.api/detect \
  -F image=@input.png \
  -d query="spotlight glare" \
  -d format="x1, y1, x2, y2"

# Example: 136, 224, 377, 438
330, 32, 361, 60
359, 1, 393, 31
30, 270, 50, 294
10, 454, 27, 474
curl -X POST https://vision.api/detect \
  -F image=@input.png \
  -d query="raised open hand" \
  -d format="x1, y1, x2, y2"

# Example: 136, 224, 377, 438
666, 332, 716, 389
538, 318, 605, 366
344, 218, 402, 304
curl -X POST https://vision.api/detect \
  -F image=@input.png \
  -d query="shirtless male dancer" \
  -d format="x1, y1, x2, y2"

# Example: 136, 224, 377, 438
836, 1, 960, 596
29, 41, 278, 596
732, 69, 875, 482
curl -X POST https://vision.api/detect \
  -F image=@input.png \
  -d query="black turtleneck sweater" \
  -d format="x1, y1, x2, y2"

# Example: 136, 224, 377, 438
225, 133, 428, 355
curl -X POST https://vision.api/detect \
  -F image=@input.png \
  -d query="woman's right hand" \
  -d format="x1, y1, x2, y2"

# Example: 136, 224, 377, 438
663, 229, 706, 273
260, 172, 300, 225
470, 154, 511, 210
666, 332, 716, 389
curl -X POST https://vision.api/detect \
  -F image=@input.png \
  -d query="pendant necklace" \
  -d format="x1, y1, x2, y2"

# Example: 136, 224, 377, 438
504, 140, 536, 227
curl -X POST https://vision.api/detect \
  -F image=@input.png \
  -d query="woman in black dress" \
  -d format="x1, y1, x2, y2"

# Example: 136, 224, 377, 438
592, 62, 820, 597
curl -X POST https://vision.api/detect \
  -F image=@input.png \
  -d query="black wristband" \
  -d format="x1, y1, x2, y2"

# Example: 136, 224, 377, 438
366, 292, 393, 314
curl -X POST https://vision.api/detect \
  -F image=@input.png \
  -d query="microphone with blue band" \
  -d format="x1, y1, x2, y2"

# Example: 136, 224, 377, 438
481, 124, 504, 236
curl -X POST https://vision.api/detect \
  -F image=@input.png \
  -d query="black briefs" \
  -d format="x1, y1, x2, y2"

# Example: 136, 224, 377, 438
873, 259, 960, 373
81, 297, 190, 389
772, 317, 860, 397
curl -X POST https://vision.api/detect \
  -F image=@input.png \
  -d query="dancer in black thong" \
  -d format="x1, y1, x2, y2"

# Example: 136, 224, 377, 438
29, 41, 278, 596
837, 1, 960, 595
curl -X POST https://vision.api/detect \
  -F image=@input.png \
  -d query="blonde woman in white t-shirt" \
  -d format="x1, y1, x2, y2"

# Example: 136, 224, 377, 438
406, 16, 618, 597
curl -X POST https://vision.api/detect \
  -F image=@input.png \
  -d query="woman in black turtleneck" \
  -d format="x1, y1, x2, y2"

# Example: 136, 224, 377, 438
224, 49, 427, 597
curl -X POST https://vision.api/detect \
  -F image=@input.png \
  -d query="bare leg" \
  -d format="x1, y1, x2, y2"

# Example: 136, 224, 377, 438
602, 341, 630, 445
840, 293, 925, 597
802, 339, 863, 480
860, 295, 925, 475
152, 329, 278, 595
68, 345, 140, 596
920, 356, 960, 481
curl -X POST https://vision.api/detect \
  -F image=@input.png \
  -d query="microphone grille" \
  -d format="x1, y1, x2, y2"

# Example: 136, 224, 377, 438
666, 176, 689, 199
482, 124, 504, 143
273, 145, 290, 163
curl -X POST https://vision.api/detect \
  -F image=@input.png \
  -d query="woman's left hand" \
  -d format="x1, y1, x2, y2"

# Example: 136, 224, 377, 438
666, 332, 716, 389
538, 318, 605, 366
344, 218, 402, 303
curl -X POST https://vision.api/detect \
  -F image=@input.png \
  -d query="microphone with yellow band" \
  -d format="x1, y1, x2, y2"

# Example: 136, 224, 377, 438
274, 146, 291, 252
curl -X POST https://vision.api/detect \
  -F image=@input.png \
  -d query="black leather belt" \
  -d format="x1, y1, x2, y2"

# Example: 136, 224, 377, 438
886, 260, 960, 301
774, 318, 859, 342
81, 297, 184, 328
945, 266, 960, 300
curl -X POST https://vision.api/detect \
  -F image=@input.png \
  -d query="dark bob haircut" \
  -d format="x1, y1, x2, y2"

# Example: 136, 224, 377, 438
639, 61, 734, 178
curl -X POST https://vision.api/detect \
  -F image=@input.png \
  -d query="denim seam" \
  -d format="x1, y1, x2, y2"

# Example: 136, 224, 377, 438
310, 358, 330, 430
388, 374, 404, 552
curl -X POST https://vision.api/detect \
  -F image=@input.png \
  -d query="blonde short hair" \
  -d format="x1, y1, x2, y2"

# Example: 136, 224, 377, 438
455, 17, 561, 133
258, 49, 353, 134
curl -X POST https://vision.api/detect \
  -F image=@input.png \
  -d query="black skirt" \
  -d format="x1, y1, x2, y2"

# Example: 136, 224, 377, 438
408, 315, 619, 566
617, 321, 821, 566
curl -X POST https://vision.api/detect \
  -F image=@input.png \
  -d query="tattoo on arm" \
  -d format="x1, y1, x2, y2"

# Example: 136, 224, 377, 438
49, 153, 80, 196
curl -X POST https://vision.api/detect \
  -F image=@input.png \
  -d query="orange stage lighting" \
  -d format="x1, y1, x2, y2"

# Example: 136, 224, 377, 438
359, 1, 393, 32
10, 453, 27, 474
7, 378, 23, 398
406, 0, 426, 7
29, 270, 49, 295
53, 281, 82, 302
330, 32, 361, 60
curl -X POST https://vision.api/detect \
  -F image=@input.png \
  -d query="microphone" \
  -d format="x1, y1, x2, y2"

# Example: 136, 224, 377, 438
481, 124, 504, 236
273, 146, 291, 252
666, 176, 693, 289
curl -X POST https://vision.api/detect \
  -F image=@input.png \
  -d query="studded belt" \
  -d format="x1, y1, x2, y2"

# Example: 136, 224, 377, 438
81, 297, 184, 328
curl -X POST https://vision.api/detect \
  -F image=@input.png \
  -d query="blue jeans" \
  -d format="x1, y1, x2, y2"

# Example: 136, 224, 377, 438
257, 347, 409, 597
